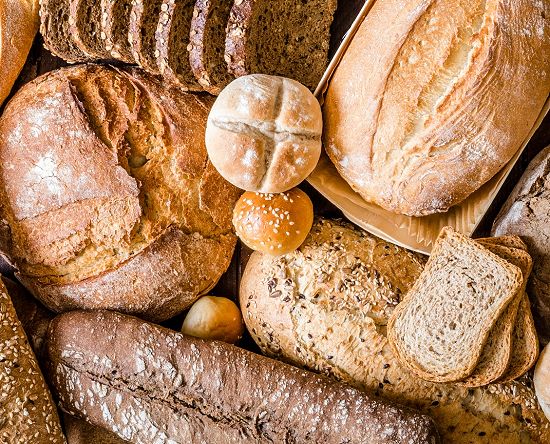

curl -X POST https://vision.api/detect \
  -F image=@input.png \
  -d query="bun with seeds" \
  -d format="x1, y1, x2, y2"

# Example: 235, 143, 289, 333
233, 188, 314, 255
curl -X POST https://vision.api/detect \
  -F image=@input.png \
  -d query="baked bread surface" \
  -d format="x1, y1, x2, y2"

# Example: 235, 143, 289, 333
0, 64, 239, 321
324, 0, 550, 216
240, 219, 550, 443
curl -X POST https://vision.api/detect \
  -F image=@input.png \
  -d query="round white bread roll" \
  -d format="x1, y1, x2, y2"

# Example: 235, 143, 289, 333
205, 74, 322, 193
535, 343, 550, 420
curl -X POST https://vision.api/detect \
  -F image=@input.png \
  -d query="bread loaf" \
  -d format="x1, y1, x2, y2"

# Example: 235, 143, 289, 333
535, 344, 550, 421
63, 414, 129, 444
492, 145, 550, 344
69, 0, 111, 60
0, 279, 65, 443
100, 0, 134, 62
46, 310, 440, 444
128, 0, 162, 73
324, 0, 550, 216
240, 218, 550, 443
0, 0, 39, 106
0, 64, 239, 321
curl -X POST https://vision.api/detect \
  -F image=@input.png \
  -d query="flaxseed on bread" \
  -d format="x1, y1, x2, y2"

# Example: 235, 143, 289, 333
128, 0, 163, 73
188, 0, 235, 94
69, 0, 111, 60
225, 0, 337, 91
101, 0, 134, 62
155, 0, 202, 90
387, 227, 523, 382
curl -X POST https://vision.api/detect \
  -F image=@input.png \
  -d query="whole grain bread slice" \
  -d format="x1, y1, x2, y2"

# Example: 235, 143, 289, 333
69, 0, 111, 59
460, 242, 533, 387
101, 0, 134, 62
225, 0, 338, 91
128, 0, 162, 73
39, 0, 87, 62
155, 0, 202, 91
387, 227, 523, 383
188, 0, 234, 94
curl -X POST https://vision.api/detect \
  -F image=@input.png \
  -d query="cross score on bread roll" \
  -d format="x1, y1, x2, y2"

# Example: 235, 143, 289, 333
206, 74, 323, 193
0, 64, 240, 322
233, 188, 314, 255
45, 310, 440, 444
323, 0, 550, 216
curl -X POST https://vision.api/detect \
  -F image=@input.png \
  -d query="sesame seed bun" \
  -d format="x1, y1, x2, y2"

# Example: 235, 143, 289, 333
233, 188, 314, 255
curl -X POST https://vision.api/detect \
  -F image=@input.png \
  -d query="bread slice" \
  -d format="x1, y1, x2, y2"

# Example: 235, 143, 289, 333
69, 0, 111, 59
155, 0, 202, 90
101, 0, 134, 62
39, 0, 87, 62
188, 0, 234, 94
460, 243, 532, 387
224, 0, 338, 91
128, 0, 162, 73
387, 227, 523, 382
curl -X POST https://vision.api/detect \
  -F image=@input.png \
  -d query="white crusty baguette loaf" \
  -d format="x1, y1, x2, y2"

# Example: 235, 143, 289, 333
45, 310, 440, 444
240, 219, 550, 443
323, 0, 550, 216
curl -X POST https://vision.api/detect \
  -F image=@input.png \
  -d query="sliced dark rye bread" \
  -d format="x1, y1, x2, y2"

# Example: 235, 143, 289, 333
224, 0, 337, 91
68, 0, 112, 59
39, 0, 87, 62
188, 0, 234, 94
101, 0, 135, 63
129, 0, 163, 73
155, 0, 202, 91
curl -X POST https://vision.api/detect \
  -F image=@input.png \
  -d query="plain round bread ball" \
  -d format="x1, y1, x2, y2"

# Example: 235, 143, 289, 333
233, 188, 314, 255
534, 343, 550, 420
205, 74, 322, 193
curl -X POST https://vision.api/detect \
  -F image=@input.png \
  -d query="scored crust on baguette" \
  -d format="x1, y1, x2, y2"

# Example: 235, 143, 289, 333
387, 227, 523, 382
0, 65, 239, 321
240, 219, 550, 443
188, 0, 235, 94
323, 0, 550, 216
69, 0, 111, 60
100, 0, 134, 62
46, 310, 440, 444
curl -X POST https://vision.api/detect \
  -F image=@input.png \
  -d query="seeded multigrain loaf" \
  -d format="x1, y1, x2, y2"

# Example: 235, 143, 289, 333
39, 0, 86, 62
101, 0, 134, 62
387, 227, 523, 382
128, 0, 163, 73
225, 0, 337, 91
69, 0, 111, 59
240, 219, 550, 443
0, 279, 65, 444
155, 0, 202, 90
0, 64, 239, 321
46, 310, 440, 444
188, 0, 235, 94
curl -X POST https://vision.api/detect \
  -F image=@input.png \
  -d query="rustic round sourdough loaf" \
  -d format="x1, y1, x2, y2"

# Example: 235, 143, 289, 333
240, 218, 550, 443
0, 64, 240, 322
323, 0, 550, 216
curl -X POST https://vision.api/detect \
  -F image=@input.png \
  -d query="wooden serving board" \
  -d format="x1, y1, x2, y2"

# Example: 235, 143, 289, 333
2, 1, 550, 336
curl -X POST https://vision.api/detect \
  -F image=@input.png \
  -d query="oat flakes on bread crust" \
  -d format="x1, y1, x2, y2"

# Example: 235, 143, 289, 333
0, 65, 239, 322
100, 0, 134, 62
68, 0, 111, 60
387, 227, 523, 382
240, 219, 550, 443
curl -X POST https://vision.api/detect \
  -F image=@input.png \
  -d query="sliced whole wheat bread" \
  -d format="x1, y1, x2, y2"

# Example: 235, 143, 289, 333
224, 0, 338, 91
460, 243, 533, 387
101, 0, 134, 62
387, 227, 523, 383
128, 0, 163, 73
155, 0, 202, 91
39, 0, 87, 62
69, 0, 112, 59
188, 0, 235, 94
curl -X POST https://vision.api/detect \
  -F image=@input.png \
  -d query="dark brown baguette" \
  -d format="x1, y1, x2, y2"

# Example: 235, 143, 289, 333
46, 310, 440, 444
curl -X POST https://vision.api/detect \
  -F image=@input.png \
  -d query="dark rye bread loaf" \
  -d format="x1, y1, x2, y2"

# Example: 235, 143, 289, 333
69, 0, 112, 59
39, 0, 86, 62
0, 64, 239, 321
0, 279, 65, 444
155, 0, 202, 91
46, 310, 440, 444
225, 0, 337, 91
188, 0, 235, 94
128, 0, 162, 73
101, 0, 134, 62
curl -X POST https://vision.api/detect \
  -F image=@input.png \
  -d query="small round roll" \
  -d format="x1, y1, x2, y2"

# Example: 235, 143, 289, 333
205, 74, 322, 193
535, 343, 550, 420
233, 188, 314, 255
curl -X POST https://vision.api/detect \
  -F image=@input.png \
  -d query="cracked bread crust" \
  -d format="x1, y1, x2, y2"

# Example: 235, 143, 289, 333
46, 310, 440, 444
0, 64, 239, 322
